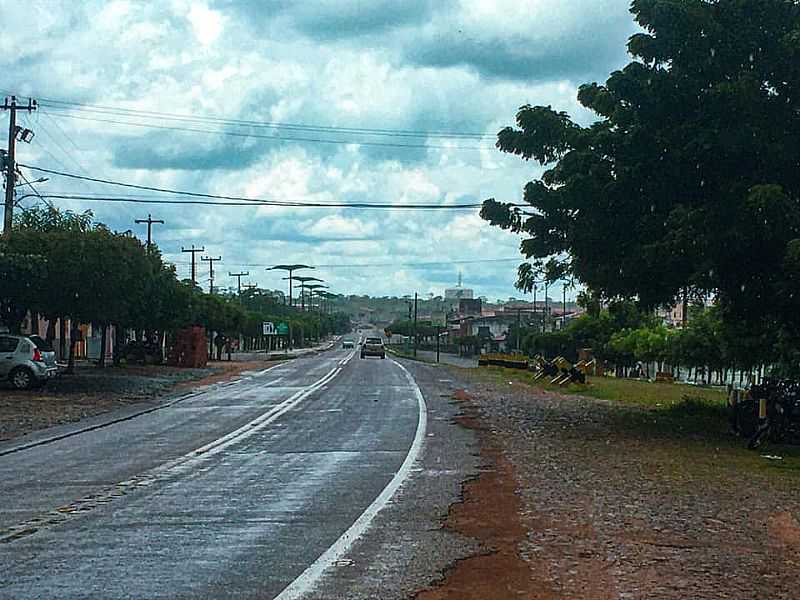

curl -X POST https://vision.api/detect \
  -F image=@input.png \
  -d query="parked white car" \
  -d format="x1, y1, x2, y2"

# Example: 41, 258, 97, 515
0, 334, 58, 389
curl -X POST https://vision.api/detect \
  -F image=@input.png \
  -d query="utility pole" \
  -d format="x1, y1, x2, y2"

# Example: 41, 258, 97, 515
135, 214, 164, 249
181, 245, 205, 285
413, 292, 418, 358
201, 256, 222, 294
516, 308, 522, 353
532, 283, 538, 334
562, 284, 568, 329
544, 282, 549, 333
229, 271, 249, 297
3, 96, 37, 237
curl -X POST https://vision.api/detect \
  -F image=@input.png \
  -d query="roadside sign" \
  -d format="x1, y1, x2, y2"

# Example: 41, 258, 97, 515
277, 322, 289, 336
262, 321, 275, 335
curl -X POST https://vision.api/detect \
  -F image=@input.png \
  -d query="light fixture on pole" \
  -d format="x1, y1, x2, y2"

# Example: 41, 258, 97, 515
267, 264, 313, 308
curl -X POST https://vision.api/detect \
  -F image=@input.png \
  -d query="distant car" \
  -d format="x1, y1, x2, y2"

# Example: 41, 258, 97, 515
342, 338, 355, 349
360, 337, 385, 359
0, 334, 58, 389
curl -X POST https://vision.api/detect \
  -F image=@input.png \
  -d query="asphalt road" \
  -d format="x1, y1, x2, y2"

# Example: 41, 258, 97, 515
0, 347, 436, 599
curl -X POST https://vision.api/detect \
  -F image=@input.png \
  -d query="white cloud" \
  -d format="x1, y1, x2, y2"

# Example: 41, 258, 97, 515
306, 215, 378, 239
186, 4, 225, 45
2, 0, 637, 299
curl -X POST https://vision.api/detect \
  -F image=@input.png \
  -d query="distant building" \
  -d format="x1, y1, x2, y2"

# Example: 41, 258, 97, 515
444, 272, 474, 300
445, 287, 473, 300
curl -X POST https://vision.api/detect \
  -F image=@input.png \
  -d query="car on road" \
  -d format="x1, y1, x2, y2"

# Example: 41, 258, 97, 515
360, 337, 385, 359
0, 334, 58, 389
342, 338, 355, 349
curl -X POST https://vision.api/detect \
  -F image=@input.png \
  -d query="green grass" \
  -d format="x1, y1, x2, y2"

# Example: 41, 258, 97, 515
473, 366, 723, 407
384, 346, 436, 364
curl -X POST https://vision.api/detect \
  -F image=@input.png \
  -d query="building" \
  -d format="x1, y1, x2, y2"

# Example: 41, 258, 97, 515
445, 286, 474, 300
444, 272, 474, 301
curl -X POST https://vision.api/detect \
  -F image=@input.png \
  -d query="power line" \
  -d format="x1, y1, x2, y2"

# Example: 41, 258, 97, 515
168, 257, 524, 268
41, 110, 492, 151
23, 94, 495, 139
23, 111, 140, 223
15, 170, 53, 209
19, 165, 510, 210
23, 194, 484, 210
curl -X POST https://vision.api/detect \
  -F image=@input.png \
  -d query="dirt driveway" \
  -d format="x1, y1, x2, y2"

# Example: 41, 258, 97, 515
417, 367, 800, 600
0, 360, 266, 442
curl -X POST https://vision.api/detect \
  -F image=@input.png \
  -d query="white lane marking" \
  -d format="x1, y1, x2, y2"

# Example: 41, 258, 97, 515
274, 359, 428, 600
0, 353, 355, 544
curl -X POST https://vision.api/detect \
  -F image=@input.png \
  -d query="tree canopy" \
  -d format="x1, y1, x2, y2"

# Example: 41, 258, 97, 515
0, 207, 350, 349
482, 0, 800, 368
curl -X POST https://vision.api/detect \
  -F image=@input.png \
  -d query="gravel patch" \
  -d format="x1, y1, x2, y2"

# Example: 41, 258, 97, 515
457, 368, 800, 599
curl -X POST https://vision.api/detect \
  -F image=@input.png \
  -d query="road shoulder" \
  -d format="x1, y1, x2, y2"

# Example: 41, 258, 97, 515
415, 365, 800, 599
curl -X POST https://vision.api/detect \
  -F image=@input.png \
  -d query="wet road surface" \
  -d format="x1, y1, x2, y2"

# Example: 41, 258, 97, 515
0, 348, 426, 599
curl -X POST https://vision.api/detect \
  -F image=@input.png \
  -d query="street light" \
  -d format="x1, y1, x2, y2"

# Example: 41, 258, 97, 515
316, 290, 337, 315
290, 276, 324, 310
303, 284, 328, 310
266, 264, 313, 308
14, 176, 47, 188
303, 284, 330, 342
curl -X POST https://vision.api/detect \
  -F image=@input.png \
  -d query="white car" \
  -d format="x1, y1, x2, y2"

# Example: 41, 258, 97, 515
0, 334, 59, 389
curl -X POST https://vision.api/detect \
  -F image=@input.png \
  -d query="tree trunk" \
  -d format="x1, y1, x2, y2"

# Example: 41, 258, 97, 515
98, 323, 107, 368
113, 325, 123, 366
46, 317, 56, 345
66, 323, 79, 375
59, 318, 67, 362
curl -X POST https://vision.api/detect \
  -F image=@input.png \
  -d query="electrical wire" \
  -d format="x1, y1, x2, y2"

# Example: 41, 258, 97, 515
41, 110, 493, 151
19, 164, 516, 210
15, 171, 54, 209
167, 257, 524, 268
29, 95, 496, 139
26, 194, 484, 211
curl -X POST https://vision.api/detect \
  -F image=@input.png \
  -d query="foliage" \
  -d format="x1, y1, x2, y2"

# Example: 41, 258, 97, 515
482, 0, 800, 372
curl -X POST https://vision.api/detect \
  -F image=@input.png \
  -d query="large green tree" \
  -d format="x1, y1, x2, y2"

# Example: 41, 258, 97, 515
482, 0, 800, 369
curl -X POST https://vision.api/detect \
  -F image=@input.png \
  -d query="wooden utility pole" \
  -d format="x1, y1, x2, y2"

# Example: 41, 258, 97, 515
2, 96, 37, 237
135, 214, 164, 249
229, 271, 249, 297
201, 256, 222, 294
181, 245, 205, 285
544, 282, 549, 333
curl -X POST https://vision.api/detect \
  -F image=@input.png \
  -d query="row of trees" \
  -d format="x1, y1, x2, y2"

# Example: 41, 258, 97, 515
518, 300, 775, 385
0, 207, 350, 365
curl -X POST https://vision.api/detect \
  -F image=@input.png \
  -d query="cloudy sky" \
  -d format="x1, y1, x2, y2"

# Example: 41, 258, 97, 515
2, 0, 639, 301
